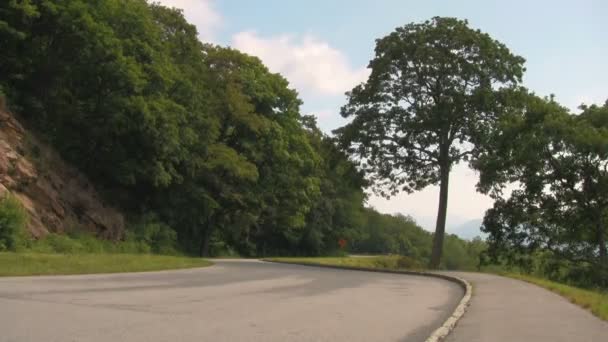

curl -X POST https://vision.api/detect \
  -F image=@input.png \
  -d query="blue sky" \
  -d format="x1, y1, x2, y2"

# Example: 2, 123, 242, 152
159, 0, 608, 231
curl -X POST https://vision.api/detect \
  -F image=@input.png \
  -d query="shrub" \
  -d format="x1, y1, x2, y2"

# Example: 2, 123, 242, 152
128, 214, 177, 255
116, 235, 152, 254
0, 194, 28, 251
31, 233, 87, 254
396, 256, 423, 269
27, 231, 156, 255
372, 256, 399, 269
368, 255, 423, 270
68, 232, 107, 254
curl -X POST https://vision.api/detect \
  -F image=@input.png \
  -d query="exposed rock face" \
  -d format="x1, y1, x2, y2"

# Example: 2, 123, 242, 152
0, 101, 124, 239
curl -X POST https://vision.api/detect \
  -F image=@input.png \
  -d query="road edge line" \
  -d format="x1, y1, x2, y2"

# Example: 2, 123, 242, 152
261, 259, 472, 342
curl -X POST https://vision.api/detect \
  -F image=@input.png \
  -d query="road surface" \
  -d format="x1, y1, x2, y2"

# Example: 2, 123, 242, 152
444, 272, 608, 342
0, 260, 462, 342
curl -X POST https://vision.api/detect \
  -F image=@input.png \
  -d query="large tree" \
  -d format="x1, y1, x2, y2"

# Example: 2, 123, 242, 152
337, 17, 525, 267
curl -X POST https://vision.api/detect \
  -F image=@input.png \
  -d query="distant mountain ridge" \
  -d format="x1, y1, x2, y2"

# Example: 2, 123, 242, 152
448, 219, 485, 240
411, 215, 486, 240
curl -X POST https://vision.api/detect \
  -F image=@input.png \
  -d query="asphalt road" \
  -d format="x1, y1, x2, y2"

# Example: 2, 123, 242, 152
0, 260, 462, 342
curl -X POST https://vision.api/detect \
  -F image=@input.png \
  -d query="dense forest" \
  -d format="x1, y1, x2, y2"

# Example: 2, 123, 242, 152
0, 0, 483, 269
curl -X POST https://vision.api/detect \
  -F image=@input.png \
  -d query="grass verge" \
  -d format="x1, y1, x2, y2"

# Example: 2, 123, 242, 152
501, 272, 608, 321
0, 252, 212, 276
265, 255, 423, 270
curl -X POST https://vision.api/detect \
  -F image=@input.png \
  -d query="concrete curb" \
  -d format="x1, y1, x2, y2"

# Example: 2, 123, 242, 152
262, 260, 472, 342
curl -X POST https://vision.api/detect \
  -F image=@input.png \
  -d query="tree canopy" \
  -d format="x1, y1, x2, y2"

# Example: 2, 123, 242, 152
476, 96, 608, 287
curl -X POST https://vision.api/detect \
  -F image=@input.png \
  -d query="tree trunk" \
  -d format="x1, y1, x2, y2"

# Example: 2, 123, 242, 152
430, 158, 450, 269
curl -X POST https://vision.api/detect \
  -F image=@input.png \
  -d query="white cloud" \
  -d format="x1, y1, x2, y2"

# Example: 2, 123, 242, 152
157, 0, 222, 42
232, 31, 369, 96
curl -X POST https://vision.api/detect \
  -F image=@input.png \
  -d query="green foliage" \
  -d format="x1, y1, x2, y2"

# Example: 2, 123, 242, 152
476, 96, 608, 288
341, 208, 485, 270
25, 216, 179, 255
350, 210, 430, 258
0, 0, 326, 257
1, 0, 214, 189
127, 214, 177, 254
31, 234, 85, 254
369, 255, 424, 270
269, 256, 424, 271
27, 232, 153, 255
0, 194, 28, 251
442, 235, 481, 270
293, 117, 368, 256
336, 17, 526, 268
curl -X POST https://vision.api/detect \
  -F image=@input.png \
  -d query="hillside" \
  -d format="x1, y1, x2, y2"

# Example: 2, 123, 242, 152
0, 99, 124, 240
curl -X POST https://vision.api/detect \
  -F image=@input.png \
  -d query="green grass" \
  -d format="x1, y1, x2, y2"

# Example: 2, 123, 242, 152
501, 272, 608, 321
266, 255, 424, 270
0, 252, 212, 276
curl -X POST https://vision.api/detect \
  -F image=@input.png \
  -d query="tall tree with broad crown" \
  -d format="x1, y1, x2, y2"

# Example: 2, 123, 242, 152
336, 17, 525, 268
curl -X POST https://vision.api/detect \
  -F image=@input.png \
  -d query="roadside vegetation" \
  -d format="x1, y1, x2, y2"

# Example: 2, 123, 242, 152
0, 253, 211, 276
267, 256, 424, 271
0, 194, 28, 252
347, 210, 486, 270
1, 194, 178, 255
0, 194, 211, 276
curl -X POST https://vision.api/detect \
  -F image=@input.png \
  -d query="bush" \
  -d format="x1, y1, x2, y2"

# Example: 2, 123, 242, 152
209, 236, 239, 258
0, 194, 28, 251
396, 255, 423, 269
0, 199, 175, 255
128, 214, 177, 255
115, 237, 152, 254
25, 228, 156, 255
73, 233, 107, 254
368, 255, 423, 270
29, 234, 85, 254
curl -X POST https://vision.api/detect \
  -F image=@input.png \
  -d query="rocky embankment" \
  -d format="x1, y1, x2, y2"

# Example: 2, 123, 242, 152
0, 98, 123, 239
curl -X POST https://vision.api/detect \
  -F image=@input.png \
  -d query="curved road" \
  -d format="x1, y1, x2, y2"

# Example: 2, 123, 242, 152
0, 260, 462, 342
444, 272, 608, 341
